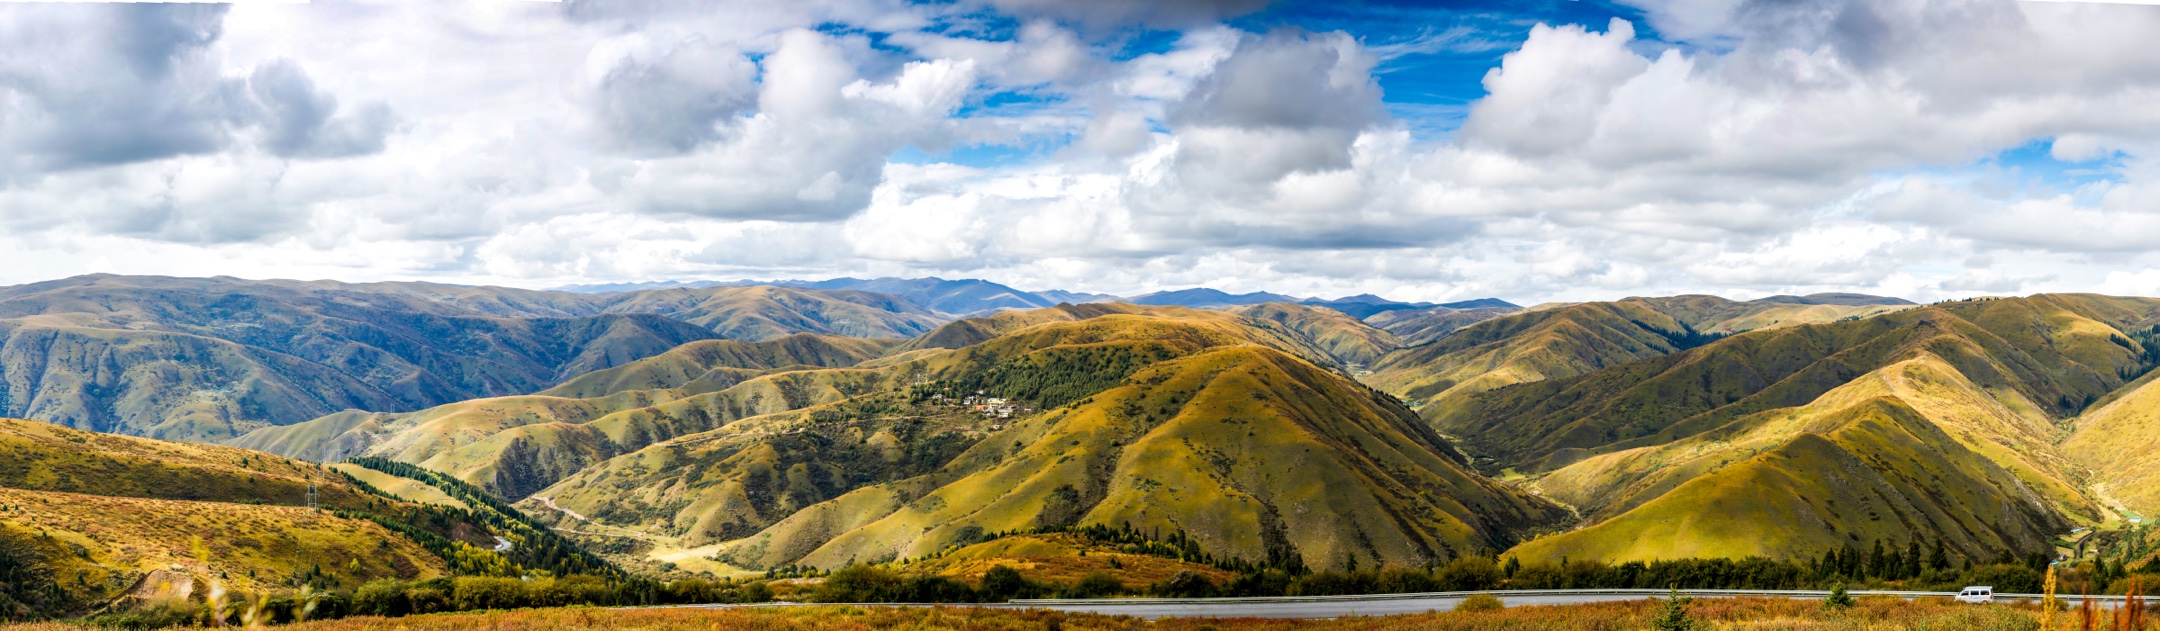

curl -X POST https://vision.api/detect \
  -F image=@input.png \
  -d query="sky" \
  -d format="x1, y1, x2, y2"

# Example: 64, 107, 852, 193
3, 0, 2160, 304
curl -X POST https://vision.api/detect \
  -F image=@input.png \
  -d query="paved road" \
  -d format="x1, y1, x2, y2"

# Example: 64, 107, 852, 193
675, 589, 2138, 619
1003, 589, 2136, 619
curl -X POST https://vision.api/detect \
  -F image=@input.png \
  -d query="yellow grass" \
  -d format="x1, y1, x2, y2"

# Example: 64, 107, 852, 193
0, 596, 2057, 631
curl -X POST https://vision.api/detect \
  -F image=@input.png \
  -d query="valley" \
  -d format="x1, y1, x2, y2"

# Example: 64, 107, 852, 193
3, 275, 2158, 625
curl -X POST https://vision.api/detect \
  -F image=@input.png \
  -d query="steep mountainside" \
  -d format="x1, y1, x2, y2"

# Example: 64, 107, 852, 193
1513, 353, 2099, 563
540, 334, 896, 399
2064, 367, 2160, 518
703, 345, 1564, 572
1434, 296, 2151, 475
1226, 303, 1400, 367
0, 417, 455, 608
591, 285, 945, 340
1363, 295, 1921, 426
1366, 301, 1698, 417
791, 277, 1057, 315
1364, 306, 1523, 347
528, 313, 1564, 574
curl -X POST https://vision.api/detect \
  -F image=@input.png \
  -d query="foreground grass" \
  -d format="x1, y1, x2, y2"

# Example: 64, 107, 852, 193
0, 596, 2064, 630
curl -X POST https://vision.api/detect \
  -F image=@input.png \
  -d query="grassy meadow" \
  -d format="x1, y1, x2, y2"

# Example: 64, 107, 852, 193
0, 596, 2077, 631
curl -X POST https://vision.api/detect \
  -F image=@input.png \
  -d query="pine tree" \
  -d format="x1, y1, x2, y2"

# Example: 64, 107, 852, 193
1929, 537, 1949, 572
1904, 539, 1923, 579
1652, 588, 1696, 631
1824, 582, 1854, 610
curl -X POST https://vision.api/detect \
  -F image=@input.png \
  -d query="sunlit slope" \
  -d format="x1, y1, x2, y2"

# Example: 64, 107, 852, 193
0, 417, 453, 602
1227, 303, 1400, 366
2064, 370, 2160, 517
541, 334, 895, 399
1364, 306, 1519, 346
0, 417, 379, 508
0, 276, 726, 442
1436, 296, 2151, 474
522, 313, 1337, 557
594, 285, 945, 341
0, 489, 449, 599
1517, 354, 2097, 563
330, 463, 469, 509
1366, 301, 1694, 414
716, 345, 1565, 572
233, 368, 895, 498
522, 396, 985, 549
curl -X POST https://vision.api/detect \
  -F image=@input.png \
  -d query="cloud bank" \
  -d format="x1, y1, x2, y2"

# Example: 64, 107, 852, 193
1, 0, 2158, 303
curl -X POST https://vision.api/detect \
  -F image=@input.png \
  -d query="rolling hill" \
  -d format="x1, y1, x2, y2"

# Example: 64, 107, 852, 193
524, 312, 1566, 574
1432, 296, 2152, 475
1512, 353, 2098, 563
0, 417, 458, 612
1363, 306, 1521, 347
1225, 303, 1401, 367
1363, 295, 1920, 426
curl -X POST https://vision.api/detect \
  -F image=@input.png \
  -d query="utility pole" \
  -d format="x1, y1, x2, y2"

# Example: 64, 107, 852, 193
305, 444, 322, 510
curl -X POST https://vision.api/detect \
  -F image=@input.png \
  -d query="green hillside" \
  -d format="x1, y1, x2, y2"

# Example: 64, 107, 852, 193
1363, 306, 1519, 346
1227, 303, 1400, 367
1433, 296, 2152, 474
1365, 301, 1698, 417
700, 344, 1563, 572
1514, 354, 2097, 563
541, 334, 896, 399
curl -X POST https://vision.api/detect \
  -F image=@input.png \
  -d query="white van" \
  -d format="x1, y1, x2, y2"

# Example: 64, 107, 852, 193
1956, 586, 1994, 604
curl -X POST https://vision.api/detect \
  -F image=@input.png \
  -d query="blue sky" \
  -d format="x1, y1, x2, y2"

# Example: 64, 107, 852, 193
2, 0, 2159, 303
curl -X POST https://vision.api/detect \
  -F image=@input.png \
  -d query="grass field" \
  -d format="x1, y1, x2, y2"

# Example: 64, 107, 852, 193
0, 596, 2065, 630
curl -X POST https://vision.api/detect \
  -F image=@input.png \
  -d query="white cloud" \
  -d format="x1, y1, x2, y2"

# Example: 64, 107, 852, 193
4, 0, 2160, 306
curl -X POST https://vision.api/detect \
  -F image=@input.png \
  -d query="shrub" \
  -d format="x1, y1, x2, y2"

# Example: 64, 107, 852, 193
979, 566, 1028, 601
737, 581, 774, 603
1152, 570, 1217, 598
1067, 572, 1124, 598
354, 579, 410, 617
1437, 556, 1502, 591
405, 586, 449, 614
815, 565, 904, 603
452, 576, 528, 611
1456, 592, 1505, 613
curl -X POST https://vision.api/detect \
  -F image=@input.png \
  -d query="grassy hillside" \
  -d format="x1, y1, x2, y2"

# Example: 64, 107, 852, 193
1363, 296, 1915, 425
1226, 303, 1399, 367
0, 417, 476, 613
1515, 354, 2096, 563
1365, 301, 1696, 415
1434, 296, 2152, 474
541, 334, 896, 399
591, 286, 943, 341
1363, 306, 1519, 346
710, 344, 1564, 572
0, 276, 723, 442
2064, 362, 2160, 518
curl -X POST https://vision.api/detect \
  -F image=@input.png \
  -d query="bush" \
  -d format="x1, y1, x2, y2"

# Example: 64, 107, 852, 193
815, 565, 905, 603
452, 576, 528, 611
1222, 570, 1293, 597
354, 579, 410, 617
405, 585, 450, 614
1437, 557, 1502, 591
1066, 572, 1124, 599
1152, 570, 1217, 598
737, 581, 774, 603
1652, 588, 1696, 631
979, 566, 1029, 601
1456, 592, 1504, 613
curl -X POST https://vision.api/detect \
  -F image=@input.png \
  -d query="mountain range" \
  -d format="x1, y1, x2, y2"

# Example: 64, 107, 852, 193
13, 271, 2158, 608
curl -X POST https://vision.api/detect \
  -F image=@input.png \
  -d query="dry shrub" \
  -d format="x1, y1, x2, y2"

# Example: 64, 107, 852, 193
1456, 593, 1504, 613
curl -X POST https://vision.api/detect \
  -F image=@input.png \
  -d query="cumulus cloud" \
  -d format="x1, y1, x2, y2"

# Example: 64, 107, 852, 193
8, 0, 2160, 305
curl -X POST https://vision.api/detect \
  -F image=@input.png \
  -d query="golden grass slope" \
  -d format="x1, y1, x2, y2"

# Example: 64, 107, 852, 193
1365, 301, 1693, 413
1435, 296, 2151, 474
1362, 306, 1519, 347
1516, 353, 2097, 563
0, 488, 448, 597
1226, 303, 1400, 367
539, 334, 896, 399
593, 285, 945, 341
892, 533, 1235, 587
2064, 370, 2160, 518
0, 417, 379, 510
714, 344, 1564, 572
